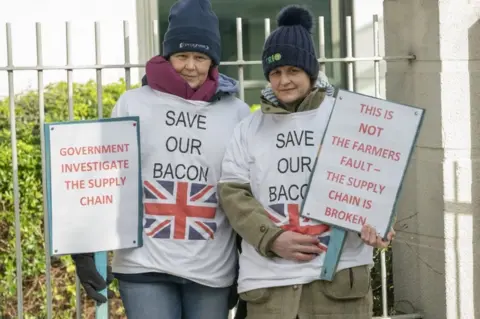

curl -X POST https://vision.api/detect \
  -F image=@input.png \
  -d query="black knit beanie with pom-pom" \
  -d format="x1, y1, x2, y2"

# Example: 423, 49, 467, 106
262, 5, 319, 81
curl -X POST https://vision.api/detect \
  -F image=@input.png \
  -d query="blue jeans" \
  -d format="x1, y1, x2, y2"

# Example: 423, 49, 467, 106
118, 274, 230, 319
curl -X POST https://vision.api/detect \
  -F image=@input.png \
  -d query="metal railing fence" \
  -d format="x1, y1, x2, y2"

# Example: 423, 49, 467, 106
0, 14, 421, 319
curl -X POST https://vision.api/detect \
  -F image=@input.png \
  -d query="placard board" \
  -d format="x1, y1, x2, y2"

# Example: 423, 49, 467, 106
44, 117, 143, 255
301, 90, 424, 238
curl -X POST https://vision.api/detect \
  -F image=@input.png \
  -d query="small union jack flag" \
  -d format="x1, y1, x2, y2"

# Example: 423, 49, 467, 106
266, 203, 331, 252
143, 180, 217, 240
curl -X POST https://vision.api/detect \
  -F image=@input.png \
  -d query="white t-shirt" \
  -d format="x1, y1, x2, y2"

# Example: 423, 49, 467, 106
220, 96, 373, 293
111, 85, 250, 288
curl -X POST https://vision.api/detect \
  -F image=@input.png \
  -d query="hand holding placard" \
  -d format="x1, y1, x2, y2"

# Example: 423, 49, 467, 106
360, 225, 395, 249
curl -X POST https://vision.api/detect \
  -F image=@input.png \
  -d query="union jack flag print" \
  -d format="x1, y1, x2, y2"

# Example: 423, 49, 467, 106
143, 180, 217, 240
266, 203, 331, 252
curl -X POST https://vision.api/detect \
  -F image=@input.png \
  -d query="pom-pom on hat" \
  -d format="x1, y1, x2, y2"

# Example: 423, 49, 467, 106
262, 5, 319, 81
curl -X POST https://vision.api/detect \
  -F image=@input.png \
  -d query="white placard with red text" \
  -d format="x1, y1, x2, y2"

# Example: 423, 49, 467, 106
301, 90, 424, 237
45, 117, 143, 255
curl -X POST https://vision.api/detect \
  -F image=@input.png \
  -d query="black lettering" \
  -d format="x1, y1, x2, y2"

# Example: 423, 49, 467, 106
165, 136, 202, 155
305, 130, 314, 146
269, 187, 277, 202
177, 112, 187, 127
300, 184, 308, 199
152, 163, 209, 182
191, 139, 202, 155
268, 184, 309, 202
166, 136, 177, 153
164, 110, 207, 130
277, 185, 287, 201
165, 110, 175, 126
301, 156, 312, 172
178, 140, 189, 154
164, 163, 174, 179
197, 115, 207, 130
277, 158, 288, 173
153, 163, 163, 178
285, 133, 295, 148
276, 157, 313, 174
288, 184, 300, 200
275, 130, 317, 149
276, 133, 285, 149
175, 164, 186, 179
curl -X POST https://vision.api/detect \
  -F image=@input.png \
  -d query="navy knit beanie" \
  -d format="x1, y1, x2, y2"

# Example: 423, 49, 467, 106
262, 5, 319, 81
163, 0, 221, 65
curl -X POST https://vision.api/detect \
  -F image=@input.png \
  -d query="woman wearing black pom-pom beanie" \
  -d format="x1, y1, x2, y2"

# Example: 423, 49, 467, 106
219, 5, 394, 319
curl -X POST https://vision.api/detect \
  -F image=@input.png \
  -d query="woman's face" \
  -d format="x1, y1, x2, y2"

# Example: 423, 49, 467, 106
170, 52, 213, 89
268, 66, 311, 104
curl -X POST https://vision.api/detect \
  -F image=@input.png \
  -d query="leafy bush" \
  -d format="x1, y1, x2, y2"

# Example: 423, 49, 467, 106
0, 78, 393, 318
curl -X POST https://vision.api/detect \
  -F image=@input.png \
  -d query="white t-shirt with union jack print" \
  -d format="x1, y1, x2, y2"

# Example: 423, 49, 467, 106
220, 96, 373, 293
110, 85, 250, 288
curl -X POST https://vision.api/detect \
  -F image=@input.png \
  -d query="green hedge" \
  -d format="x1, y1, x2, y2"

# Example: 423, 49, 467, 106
0, 79, 393, 318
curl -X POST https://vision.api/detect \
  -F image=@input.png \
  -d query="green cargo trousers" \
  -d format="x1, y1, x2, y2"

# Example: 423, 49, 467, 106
239, 265, 373, 319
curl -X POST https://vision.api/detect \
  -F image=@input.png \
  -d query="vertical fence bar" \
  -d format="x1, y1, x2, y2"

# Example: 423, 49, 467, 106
152, 20, 159, 56
235, 18, 244, 101
318, 16, 326, 73
380, 248, 388, 317
373, 15, 381, 99
345, 16, 354, 91
123, 21, 131, 90
264, 18, 270, 39
36, 23, 53, 319
66, 22, 75, 121
7, 22, 24, 319
95, 22, 103, 119
373, 13, 388, 317
6, 23, 24, 319
65, 21, 82, 319
4, 22, 22, 319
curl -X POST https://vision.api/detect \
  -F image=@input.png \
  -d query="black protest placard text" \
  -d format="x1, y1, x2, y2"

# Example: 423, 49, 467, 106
269, 130, 316, 203
153, 110, 210, 182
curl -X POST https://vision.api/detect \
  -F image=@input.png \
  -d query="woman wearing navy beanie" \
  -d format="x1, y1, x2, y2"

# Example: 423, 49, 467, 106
220, 5, 394, 319
71, 0, 249, 318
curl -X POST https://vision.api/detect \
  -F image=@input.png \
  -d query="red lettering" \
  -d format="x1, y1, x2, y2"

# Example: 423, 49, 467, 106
64, 179, 85, 190
59, 144, 130, 156
331, 136, 351, 148
358, 123, 384, 137
328, 190, 362, 207
61, 160, 129, 173
325, 207, 366, 225
80, 194, 113, 206
360, 104, 382, 117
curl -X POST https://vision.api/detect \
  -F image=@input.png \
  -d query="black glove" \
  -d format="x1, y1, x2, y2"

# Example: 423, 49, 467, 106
228, 283, 239, 310
71, 253, 115, 304
235, 299, 248, 319
228, 233, 242, 310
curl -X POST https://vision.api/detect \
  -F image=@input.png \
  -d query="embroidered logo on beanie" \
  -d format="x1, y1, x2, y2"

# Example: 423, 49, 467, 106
179, 42, 210, 50
266, 53, 282, 64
